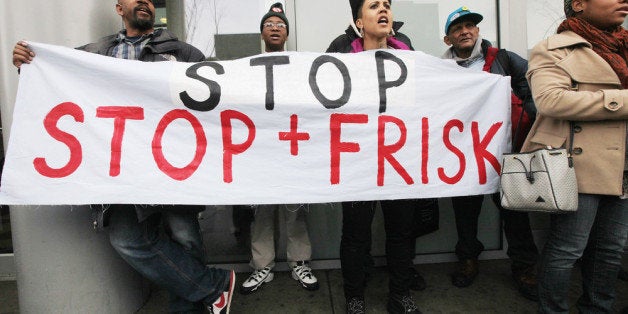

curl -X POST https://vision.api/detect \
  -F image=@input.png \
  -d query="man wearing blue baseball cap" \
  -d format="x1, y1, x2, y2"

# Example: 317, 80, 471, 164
444, 6, 483, 41
441, 6, 540, 302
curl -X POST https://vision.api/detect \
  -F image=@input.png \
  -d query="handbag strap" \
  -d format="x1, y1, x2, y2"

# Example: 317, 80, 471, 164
568, 122, 575, 153
567, 122, 575, 167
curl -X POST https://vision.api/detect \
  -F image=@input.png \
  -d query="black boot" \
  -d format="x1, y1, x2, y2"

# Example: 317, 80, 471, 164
451, 259, 479, 288
512, 265, 538, 301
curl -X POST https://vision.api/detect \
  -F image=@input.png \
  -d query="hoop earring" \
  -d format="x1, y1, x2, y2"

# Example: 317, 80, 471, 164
359, 28, 364, 38
389, 28, 396, 37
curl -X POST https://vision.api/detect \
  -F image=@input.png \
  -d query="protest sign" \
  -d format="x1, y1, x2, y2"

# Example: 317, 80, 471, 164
0, 42, 511, 205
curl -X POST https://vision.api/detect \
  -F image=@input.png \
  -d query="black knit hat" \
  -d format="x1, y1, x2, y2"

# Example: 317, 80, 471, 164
260, 2, 289, 35
350, 0, 392, 22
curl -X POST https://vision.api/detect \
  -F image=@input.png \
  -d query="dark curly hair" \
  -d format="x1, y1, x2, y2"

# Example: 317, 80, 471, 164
564, 0, 577, 18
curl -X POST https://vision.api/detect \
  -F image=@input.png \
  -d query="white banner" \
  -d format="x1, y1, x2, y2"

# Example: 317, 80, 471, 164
0, 42, 511, 205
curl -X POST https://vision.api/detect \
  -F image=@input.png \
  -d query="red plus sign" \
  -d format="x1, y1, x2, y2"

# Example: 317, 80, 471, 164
279, 114, 310, 156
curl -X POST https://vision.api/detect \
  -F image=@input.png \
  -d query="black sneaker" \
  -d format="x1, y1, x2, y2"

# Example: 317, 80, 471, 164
346, 296, 366, 314
387, 294, 421, 314
208, 270, 235, 314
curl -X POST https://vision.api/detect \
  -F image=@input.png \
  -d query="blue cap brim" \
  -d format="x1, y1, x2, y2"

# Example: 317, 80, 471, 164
445, 12, 483, 34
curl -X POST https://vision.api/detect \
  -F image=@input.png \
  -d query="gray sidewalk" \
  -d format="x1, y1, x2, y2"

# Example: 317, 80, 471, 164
3, 258, 625, 313
143, 259, 541, 313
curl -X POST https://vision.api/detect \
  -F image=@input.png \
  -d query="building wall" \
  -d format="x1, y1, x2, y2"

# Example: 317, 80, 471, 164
0, 1, 121, 149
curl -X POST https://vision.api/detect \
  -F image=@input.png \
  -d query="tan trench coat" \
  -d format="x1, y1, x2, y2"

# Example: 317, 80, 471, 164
522, 30, 628, 195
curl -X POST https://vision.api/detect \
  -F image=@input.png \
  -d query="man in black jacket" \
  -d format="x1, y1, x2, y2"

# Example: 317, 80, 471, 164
12, 1, 235, 313
441, 6, 539, 302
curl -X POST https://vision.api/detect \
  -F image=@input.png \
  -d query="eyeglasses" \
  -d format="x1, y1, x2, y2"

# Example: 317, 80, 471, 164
263, 22, 287, 29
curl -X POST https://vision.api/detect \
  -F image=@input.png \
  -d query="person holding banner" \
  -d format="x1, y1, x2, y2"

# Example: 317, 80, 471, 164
441, 6, 540, 301
326, 1, 433, 313
239, 2, 319, 295
525, 0, 628, 312
327, 0, 438, 298
12, 1, 236, 313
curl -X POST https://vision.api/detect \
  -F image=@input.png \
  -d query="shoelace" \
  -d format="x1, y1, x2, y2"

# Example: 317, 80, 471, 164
249, 267, 271, 283
294, 265, 313, 279
347, 298, 365, 313
400, 295, 418, 311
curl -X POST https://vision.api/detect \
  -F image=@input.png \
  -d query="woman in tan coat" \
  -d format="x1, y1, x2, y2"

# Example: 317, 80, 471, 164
523, 0, 628, 312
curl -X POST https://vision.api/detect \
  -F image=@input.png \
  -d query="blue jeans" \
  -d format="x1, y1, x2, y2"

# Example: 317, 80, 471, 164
108, 205, 230, 313
538, 194, 628, 313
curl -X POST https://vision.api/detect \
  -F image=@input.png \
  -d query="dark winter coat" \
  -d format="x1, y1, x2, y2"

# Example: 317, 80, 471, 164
325, 21, 414, 53
78, 28, 205, 62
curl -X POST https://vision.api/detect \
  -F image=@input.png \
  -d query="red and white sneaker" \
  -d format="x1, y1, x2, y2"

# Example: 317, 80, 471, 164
209, 270, 235, 314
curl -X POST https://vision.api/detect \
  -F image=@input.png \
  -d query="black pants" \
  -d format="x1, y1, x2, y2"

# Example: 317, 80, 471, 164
340, 199, 418, 297
451, 194, 539, 271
